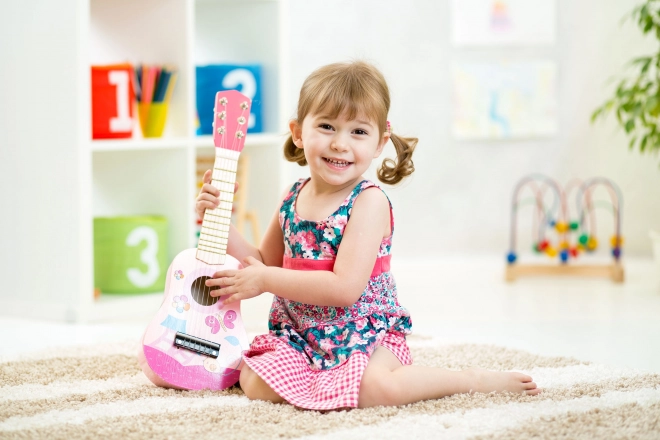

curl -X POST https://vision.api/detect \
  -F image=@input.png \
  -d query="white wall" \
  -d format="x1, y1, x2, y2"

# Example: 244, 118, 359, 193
0, 0, 89, 320
280, 0, 660, 259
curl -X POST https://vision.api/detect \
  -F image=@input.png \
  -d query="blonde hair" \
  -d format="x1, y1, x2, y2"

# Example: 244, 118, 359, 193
283, 61, 417, 185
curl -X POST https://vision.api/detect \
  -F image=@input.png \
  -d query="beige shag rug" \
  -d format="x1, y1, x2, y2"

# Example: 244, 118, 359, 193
1, 336, 659, 439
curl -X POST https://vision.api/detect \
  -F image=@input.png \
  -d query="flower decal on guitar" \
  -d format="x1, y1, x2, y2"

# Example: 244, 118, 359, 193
172, 295, 190, 313
174, 270, 184, 280
205, 309, 238, 334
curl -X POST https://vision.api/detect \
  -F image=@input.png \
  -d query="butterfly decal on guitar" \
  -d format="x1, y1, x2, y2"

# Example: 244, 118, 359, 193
138, 90, 252, 391
205, 309, 237, 334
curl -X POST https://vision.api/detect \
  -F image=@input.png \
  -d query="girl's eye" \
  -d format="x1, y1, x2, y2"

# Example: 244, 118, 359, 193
354, 129, 368, 135
319, 124, 333, 130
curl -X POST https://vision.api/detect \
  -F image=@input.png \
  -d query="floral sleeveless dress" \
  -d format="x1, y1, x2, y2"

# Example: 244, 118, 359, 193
242, 178, 413, 410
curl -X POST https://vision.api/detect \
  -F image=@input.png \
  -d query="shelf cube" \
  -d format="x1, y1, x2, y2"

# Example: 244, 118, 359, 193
196, 64, 263, 134
94, 216, 168, 294
91, 64, 135, 139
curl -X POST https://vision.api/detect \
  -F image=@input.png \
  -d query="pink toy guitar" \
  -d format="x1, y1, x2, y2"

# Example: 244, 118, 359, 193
138, 90, 251, 390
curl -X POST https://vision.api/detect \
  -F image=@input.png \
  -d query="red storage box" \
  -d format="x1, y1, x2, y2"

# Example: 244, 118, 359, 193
91, 64, 135, 139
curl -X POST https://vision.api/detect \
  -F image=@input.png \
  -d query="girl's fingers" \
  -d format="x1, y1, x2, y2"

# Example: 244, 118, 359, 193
197, 193, 219, 205
222, 294, 237, 304
211, 288, 237, 299
203, 169, 212, 184
211, 270, 237, 279
201, 183, 220, 197
205, 277, 234, 288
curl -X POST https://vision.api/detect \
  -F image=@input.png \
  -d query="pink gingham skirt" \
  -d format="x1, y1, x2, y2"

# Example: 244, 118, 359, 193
242, 331, 412, 410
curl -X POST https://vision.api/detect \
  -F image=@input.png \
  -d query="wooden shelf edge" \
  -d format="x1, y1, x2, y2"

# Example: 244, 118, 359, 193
91, 138, 190, 152
505, 263, 625, 283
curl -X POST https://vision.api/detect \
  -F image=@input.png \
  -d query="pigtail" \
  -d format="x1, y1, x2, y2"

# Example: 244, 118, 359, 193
283, 134, 307, 166
377, 132, 417, 185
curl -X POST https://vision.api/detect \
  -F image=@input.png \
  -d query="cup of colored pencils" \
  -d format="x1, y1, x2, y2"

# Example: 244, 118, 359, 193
135, 64, 178, 138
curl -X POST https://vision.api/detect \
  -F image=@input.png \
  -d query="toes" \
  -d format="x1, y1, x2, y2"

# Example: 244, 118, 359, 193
516, 373, 533, 382
525, 387, 543, 396
524, 381, 537, 390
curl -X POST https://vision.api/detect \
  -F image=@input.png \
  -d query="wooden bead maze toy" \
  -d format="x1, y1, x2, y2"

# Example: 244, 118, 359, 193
505, 174, 624, 283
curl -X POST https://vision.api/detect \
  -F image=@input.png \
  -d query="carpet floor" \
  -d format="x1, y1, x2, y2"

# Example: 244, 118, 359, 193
1, 336, 659, 439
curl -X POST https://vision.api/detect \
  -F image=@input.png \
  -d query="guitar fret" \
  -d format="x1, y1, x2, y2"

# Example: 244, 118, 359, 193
198, 244, 226, 254
214, 166, 236, 173
199, 235, 228, 245
205, 209, 232, 217
202, 218, 230, 228
198, 240, 227, 251
212, 180, 235, 193
201, 223, 228, 233
219, 192, 233, 202
202, 220, 230, 231
207, 201, 233, 212
196, 248, 226, 265
199, 229, 229, 239
212, 169, 236, 185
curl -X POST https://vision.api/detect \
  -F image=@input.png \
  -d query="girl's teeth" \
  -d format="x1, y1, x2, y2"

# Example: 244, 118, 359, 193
326, 158, 349, 167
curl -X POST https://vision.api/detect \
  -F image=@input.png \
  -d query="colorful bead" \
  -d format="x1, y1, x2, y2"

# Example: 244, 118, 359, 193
610, 235, 624, 247
587, 237, 598, 251
578, 234, 589, 245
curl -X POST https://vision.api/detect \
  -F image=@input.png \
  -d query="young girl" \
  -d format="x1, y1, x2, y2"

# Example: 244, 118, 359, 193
196, 61, 540, 410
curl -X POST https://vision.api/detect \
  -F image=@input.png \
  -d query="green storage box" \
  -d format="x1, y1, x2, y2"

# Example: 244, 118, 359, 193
94, 216, 169, 294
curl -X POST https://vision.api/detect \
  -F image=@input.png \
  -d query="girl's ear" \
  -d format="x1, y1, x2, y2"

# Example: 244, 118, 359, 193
289, 120, 303, 148
373, 132, 390, 158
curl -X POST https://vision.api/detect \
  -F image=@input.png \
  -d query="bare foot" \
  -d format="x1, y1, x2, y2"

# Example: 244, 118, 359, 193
466, 368, 542, 396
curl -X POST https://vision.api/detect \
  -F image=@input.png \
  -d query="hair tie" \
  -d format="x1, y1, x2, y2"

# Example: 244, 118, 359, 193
386, 120, 392, 134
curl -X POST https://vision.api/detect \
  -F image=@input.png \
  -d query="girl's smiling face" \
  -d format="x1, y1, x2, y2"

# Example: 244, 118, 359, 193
291, 111, 390, 190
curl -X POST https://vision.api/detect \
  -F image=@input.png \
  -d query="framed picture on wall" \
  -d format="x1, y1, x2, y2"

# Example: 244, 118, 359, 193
451, 0, 557, 47
452, 61, 558, 140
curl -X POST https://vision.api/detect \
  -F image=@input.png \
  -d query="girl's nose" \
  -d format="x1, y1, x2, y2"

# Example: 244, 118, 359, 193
330, 133, 349, 152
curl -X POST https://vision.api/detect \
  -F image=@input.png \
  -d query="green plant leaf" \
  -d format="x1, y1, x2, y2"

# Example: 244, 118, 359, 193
645, 96, 659, 112
625, 119, 635, 133
641, 135, 649, 151
629, 136, 638, 149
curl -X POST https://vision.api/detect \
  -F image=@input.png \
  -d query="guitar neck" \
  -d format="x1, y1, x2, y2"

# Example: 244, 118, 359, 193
195, 89, 251, 265
197, 148, 241, 265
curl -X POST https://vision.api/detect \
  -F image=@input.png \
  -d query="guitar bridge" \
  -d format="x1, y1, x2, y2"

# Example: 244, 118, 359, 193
174, 332, 220, 358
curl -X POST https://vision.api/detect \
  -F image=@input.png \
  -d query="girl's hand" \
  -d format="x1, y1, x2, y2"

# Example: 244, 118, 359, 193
195, 169, 238, 220
206, 256, 267, 304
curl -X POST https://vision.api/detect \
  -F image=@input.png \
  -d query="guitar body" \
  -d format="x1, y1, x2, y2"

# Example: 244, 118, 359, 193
139, 90, 254, 390
139, 248, 248, 390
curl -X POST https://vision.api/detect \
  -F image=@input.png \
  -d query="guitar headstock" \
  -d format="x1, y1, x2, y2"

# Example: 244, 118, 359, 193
212, 90, 252, 153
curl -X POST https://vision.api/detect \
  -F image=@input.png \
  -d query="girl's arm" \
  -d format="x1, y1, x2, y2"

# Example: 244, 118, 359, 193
209, 187, 391, 307
196, 169, 284, 267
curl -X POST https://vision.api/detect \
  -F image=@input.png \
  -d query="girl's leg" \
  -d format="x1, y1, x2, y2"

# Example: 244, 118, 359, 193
358, 346, 541, 408
239, 364, 285, 404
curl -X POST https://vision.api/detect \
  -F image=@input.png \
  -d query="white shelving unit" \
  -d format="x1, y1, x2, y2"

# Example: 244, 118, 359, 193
2, 0, 294, 323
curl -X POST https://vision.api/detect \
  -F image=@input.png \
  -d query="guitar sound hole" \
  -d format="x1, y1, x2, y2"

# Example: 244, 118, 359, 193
191, 276, 218, 306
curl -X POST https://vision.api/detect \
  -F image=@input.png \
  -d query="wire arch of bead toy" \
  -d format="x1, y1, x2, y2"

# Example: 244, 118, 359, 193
505, 174, 624, 283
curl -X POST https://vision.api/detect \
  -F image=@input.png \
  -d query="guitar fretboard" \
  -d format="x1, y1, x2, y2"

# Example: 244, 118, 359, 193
196, 148, 241, 265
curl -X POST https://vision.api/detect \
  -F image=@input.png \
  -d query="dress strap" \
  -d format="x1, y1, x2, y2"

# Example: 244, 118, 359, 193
348, 180, 395, 236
